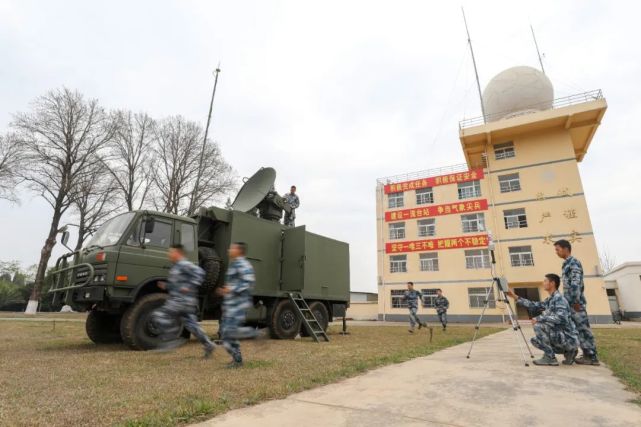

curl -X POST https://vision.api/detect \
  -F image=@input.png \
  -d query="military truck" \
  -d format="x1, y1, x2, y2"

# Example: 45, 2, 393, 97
48, 168, 350, 349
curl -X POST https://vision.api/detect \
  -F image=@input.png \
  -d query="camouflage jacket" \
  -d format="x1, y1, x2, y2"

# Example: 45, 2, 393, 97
224, 256, 256, 306
561, 256, 587, 308
403, 290, 422, 309
517, 290, 575, 330
166, 259, 205, 307
434, 296, 449, 313
283, 193, 300, 210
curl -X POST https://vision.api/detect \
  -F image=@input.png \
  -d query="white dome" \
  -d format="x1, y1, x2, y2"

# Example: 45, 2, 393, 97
482, 66, 554, 121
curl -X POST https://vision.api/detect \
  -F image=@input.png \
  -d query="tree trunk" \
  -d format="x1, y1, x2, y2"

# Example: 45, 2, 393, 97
75, 215, 86, 251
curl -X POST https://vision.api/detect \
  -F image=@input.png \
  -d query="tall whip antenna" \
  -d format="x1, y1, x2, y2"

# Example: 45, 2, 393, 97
530, 24, 546, 74
462, 7, 486, 123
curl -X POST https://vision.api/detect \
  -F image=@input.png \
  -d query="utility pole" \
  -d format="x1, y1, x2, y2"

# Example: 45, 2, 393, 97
462, 7, 486, 123
189, 65, 221, 215
530, 24, 546, 75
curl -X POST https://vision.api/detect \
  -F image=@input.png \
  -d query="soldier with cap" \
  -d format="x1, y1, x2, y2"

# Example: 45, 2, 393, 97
554, 239, 600, 365
508, 273, 579, 366
434, 289, 449, 331
283, 185, 300, 227
153, 244, 215, 358
403, 282, 427, 333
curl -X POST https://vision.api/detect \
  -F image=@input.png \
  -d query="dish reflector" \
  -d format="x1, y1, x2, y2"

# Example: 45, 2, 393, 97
231, 167, 277, 212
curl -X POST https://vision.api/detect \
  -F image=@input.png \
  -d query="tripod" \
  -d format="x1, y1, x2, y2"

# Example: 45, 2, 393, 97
466, 247, 534, 366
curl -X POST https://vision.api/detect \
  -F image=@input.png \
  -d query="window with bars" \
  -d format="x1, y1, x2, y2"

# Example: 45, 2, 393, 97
509, 246, 535, 267
465, 249, 491, 269
494, 142, 515, 160
468, 287, 496, 308
421, 288, 439, 308
457, 180, 481, 200
391, 289, 408, 308
417, 218, 436, 237
419, 252, 439, 271
388, 192, 404, 208
461, 213, 485, 233
389, 222, 405, 240
390, 255, 407, 273
503, 208, 528, 229
498, 173, 521, 193
416, 188, 434, 205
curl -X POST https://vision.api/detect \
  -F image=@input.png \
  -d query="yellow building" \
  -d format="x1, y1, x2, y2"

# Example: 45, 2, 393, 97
376, 66, 612, 324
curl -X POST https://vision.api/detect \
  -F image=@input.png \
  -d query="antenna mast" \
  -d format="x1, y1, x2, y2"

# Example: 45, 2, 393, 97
530, 24, 545, 74
462, 7, 486, 123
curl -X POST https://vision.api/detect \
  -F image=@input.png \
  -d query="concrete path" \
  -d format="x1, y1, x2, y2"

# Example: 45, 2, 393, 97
194, 327, 641, 427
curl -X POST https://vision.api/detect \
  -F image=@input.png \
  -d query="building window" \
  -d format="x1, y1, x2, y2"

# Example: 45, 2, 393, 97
503, 208, 528, 229
494, 142, 515, 160
509, 246, 535, 267
421, 288, 439, 308
416, 188, 434, 205
390, 255, 407, 273
389, 222, 405, 240
468, 287, 496, 308
461, 213, 485, 233
391, 289, 408, 308
458, 180, 481, 200
419, 252, 439, 271
498, 173, 521, 193
418, 218, 436, 237
388, 192, 404, 208
465, 249, 491, 269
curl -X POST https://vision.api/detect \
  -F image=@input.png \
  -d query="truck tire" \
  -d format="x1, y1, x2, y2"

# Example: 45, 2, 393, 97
198, 247, 222, 292
86, 310, 122, 344
269, 299, 302, 340
301, 301, 329, 336
120, 293, 183, 350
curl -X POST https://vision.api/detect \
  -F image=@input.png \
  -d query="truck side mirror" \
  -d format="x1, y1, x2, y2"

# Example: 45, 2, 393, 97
144, 217, 155, 234
60, 231, 70, 246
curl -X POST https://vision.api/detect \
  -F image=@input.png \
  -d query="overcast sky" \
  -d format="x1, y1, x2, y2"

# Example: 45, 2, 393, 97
1, 0, 640, 292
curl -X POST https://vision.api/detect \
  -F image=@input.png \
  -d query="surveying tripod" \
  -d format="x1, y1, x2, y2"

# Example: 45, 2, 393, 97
465, 241, 534, 366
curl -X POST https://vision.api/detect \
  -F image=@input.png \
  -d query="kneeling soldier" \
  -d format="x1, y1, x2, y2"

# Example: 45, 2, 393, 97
434, 289, 449, 331
507, 274, 579, 366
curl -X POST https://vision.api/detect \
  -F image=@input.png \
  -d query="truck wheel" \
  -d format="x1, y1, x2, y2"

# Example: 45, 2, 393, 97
120, 293, 183, 350
269, 299, 302, 339
86, 311, 122, 344
301, 301, 329, 336
199, 247, 222, 293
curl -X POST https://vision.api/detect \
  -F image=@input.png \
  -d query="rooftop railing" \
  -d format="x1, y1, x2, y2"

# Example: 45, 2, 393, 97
459, 89, 604, 129
376, 163, 469, 185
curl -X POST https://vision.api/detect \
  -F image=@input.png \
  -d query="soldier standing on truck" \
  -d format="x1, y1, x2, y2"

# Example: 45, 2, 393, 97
283, 185, 299, 227
217, 242, 262, 368
153, 244, 215, 358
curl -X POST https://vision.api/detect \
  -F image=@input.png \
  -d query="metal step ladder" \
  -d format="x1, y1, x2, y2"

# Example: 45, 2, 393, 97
288, 292, 329, 342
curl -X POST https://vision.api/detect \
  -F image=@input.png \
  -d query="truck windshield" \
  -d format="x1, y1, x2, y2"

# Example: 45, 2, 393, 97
85, 212, 136, 248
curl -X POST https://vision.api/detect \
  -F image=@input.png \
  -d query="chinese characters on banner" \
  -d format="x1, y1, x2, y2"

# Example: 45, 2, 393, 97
384, 168, 484, 194
385, 199, 488, 222
386, 234, 489, 254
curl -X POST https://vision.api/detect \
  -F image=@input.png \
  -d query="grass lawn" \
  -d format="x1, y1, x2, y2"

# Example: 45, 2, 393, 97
594, 328, 641, 405
0, 319, 501, 426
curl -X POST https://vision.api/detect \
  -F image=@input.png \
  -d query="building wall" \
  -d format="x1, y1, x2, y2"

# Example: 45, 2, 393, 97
346, 302, 378, 321
605, 263, 641, 318
376, 111, 611, 323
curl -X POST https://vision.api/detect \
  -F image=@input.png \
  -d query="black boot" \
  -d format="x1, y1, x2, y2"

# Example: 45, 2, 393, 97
575, 354, 600, 366
562, 349, 578, 365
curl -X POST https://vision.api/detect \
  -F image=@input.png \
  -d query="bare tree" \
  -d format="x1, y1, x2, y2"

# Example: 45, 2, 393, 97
11, 87, 114, 311
0, 133, 23, 203
599, 248, 617, 275
150, 116, 235, 215
105, 111, 155, 211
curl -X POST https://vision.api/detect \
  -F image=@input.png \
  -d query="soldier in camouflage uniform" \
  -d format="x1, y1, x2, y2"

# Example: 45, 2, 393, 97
508, 273, 579, 366
217, 242, 260, 367
403, 282, 427, 333
554, 239, 600, 365
283, 185, 300, 227
153, 244, 215, 357
434, 289, 449, 330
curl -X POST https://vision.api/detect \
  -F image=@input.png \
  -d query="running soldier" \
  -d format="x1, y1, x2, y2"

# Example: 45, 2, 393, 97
217, 242, 260, 368
283, 185, 300, 227
153, 244, 215, 357
554, 239, 600, 365
403, 282, 427, 333
508, 274, 579, 366
434, 289, 449, 330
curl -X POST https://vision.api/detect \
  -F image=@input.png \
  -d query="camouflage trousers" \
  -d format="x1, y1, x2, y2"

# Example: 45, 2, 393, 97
437, 310, 447, 327
152, 299, 213, 349
284, 211, 296, 227
531, 322, 577, 358
570, 309, 598, 356
408, 307, 421, 328
220, 301, 257, 363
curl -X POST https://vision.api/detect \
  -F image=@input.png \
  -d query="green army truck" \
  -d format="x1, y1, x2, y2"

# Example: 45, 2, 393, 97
48, 168, 350, 349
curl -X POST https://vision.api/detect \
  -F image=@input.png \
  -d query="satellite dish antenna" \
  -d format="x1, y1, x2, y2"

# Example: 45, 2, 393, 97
231, 167, 277, 212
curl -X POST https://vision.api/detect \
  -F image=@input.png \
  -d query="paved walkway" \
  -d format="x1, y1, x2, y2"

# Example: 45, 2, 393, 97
195, 327, 641, 427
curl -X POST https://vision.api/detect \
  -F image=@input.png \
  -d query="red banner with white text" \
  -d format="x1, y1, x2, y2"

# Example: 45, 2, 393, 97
384, 168, 484, 194
385, 199, 487, 222
386, 234, 489, 254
